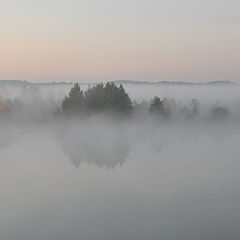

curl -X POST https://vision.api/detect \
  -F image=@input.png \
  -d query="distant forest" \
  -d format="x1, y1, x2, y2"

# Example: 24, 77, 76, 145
0, 82, 231, 121
59, 82, 230, 120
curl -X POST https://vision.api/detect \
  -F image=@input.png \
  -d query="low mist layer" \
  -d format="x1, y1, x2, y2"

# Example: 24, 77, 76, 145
0, 82, 240, 240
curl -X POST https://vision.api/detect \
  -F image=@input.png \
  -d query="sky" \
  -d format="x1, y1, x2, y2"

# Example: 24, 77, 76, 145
0, 0, 239, 83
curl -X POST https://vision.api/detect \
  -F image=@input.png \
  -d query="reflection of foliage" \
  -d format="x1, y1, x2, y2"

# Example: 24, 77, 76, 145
60, 127, 130, 169
62, 143, 128, 169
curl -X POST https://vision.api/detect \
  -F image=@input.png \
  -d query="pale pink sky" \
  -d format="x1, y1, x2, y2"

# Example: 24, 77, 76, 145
0, 0, 239, 82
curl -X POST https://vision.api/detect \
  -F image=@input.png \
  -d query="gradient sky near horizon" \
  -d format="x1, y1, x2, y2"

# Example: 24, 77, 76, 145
0, 0, 239, 83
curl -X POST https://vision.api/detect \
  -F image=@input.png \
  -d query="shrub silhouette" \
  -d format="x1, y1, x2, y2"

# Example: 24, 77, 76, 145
150, 96, 165, 114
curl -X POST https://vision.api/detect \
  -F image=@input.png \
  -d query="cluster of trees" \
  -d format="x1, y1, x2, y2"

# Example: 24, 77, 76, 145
60, 82, 174, 116
0, 82, 232, 121
61, 82, 132, 114
0, 85, 57, 121
59, 82, 232, 121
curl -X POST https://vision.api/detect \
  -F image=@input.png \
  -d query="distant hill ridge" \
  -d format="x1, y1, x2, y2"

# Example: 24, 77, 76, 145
0, 79, 237, 86
114, 80, 237, 86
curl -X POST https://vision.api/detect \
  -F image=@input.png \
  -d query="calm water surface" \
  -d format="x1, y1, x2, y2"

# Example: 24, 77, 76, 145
0, 122, 240, 240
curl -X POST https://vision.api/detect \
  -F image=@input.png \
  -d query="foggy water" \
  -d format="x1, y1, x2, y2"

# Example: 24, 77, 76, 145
1, 84, 240, 240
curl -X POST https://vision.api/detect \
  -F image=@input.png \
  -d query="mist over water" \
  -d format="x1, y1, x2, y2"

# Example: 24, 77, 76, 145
1, 83, 240, 240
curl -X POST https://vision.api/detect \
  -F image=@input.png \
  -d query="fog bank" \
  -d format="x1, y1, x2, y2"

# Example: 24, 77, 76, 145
0, 83, 240, 240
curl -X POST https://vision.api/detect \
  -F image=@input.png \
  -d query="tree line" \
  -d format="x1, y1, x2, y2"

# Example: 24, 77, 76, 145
0, 82, 231, 121
59, 82, 230, 120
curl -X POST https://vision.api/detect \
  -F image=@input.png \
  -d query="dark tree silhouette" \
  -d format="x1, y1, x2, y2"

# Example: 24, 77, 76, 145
107, 83, 132, 112
61, 82, 132, 115
85, 83, 107, 111
62, 83, 84, 113
85, 82, 132, 112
